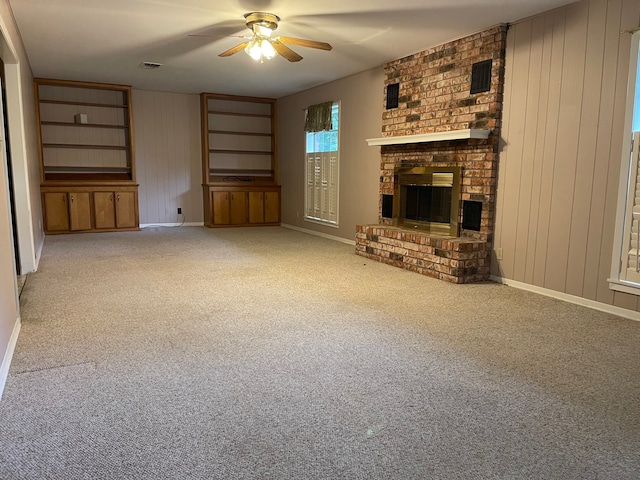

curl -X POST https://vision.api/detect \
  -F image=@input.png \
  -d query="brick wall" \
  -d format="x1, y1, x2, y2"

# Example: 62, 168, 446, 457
356, 25, 507, 283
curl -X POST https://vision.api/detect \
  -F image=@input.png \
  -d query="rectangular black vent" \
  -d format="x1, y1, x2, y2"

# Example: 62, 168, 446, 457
386, 83, 400, 109
470, 59, 492, 94
462, 200, 482, 231
381, 194, 393, 218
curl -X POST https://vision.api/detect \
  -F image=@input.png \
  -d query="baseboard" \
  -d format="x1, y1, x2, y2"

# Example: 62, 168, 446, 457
140, 222, 204, 228
34, 235, 44, 272
0, 318, 21, 400
281, 223, 356, 246
490, 275, 640, 322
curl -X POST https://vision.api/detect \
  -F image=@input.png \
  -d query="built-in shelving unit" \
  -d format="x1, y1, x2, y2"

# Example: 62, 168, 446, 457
200, 93, 280, 227
35, 78, 139, 234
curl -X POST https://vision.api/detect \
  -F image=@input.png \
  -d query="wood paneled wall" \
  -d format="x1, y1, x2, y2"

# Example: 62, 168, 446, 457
493, 0, 640, 310
132, 90, 203, 224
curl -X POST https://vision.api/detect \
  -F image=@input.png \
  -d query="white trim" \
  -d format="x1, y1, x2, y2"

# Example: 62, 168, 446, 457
491, 275, 640, 322
607, 278, 640, 296
281, 223, 355, 246
610, 31, 640, 286
34, 234, 44, 271
140, 222, 204, 228
304, 217, 339, 228
366, 129, 490, 146
0, 318, 21, 400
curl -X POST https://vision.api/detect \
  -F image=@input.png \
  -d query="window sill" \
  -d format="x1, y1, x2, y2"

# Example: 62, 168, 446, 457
304, 217, 338, 228
608, 278, 640, 296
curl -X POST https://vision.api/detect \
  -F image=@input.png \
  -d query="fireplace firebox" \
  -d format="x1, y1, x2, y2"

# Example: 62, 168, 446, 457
393, 166, 462, 236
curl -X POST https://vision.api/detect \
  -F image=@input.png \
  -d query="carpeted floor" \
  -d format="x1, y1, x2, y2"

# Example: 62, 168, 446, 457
1, 226, 639, 479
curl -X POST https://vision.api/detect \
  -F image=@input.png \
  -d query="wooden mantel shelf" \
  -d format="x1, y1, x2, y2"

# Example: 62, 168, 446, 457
365, 129, 490, 146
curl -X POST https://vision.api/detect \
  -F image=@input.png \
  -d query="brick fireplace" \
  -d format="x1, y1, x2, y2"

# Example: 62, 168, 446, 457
356, 25, 507, 283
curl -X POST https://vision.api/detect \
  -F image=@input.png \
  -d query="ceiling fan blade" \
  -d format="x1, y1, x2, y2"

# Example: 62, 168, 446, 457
271, 42, 303, 62
276, 36, 332, 51
219, 42, 250, 57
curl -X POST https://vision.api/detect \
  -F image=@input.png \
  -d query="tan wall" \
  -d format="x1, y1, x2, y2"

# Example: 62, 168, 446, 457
493, 0, 640, 310
132, 90, 203, 225
277, 67, 383, 240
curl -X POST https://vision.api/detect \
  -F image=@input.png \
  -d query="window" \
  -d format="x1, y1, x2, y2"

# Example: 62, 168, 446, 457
305, 102, 339, 226
610, 31, 640, 294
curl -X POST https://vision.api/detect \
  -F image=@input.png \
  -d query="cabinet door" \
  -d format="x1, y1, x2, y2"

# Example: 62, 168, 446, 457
43, 192, 70, 232
212, 191, 230, 225
68, 192, 92, 231
248, 192, 264, 224
229, 192, 247, 225
115, 191, 137, 228
264, 191, 280, 224
94, 192, 116, 229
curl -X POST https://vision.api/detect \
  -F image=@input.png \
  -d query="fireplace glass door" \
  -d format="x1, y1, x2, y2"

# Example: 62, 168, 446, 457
394, 166, 461, 236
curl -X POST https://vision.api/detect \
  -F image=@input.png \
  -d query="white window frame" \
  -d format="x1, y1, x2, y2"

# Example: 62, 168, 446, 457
304, 102, 340, 227
610, 30, 640, 295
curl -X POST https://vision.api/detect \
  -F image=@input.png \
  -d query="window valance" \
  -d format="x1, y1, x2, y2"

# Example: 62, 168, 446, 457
304, 101, 334, 132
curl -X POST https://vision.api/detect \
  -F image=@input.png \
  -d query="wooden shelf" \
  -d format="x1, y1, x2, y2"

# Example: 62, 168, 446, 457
35, 78, 139, 234
41, 121, 128, 130
365, 129, 491, 146
209, 149, 272, 155
42, 143, 128, 150
43, 173, 133, 182
208, 110, 271, 118
209, 129, 272, 137
39, 99, 128, 109
201, 92, 279, 227
210, 168, 274, 176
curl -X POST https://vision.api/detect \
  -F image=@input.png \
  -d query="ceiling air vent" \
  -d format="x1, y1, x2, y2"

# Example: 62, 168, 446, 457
139, 61, 163, 70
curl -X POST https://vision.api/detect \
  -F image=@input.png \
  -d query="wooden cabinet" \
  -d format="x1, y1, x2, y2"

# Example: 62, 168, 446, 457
41, 186, 139, 234
208, 186, 280, 227
35, 78, 139, 234
201, 92, 281, 228
68, 192, 92, 231
43, 192, 70, 232
115, 191, 137, 228
94, 192, 116, 229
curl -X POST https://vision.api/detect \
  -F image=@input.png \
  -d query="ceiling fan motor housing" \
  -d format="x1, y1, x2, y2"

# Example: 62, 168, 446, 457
244, 12, 280, 33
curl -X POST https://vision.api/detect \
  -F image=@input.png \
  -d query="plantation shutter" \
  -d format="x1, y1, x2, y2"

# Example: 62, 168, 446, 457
327, 153, 338, 223
622, 132, 640, 283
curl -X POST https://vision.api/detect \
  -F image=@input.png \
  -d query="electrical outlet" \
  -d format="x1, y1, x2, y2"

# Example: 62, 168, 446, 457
496, 248, 503, 260
177, 207, 182, 215
165, 208, 169, 215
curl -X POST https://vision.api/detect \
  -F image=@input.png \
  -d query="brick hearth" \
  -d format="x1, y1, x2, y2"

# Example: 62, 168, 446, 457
356, 25, 507, 283
356, 226, 489, 284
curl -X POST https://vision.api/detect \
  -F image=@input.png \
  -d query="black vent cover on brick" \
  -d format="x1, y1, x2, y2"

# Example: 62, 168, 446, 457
470, 59, 492, 94
462, 200, 482, 231
381, 195, 393, 218
386, 83, 400, 109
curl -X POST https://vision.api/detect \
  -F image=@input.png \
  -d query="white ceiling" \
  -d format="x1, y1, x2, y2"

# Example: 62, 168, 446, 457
9, 0, 577, 98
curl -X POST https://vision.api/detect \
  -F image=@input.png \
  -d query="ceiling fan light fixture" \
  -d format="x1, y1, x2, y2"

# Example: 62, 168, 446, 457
244, 37, 277, 62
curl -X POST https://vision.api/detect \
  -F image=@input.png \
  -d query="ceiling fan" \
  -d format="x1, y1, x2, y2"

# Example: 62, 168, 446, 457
191, 12, 332, 63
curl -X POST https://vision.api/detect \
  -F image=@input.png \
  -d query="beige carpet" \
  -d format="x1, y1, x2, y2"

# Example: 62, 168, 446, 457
1, 226, 639, 479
